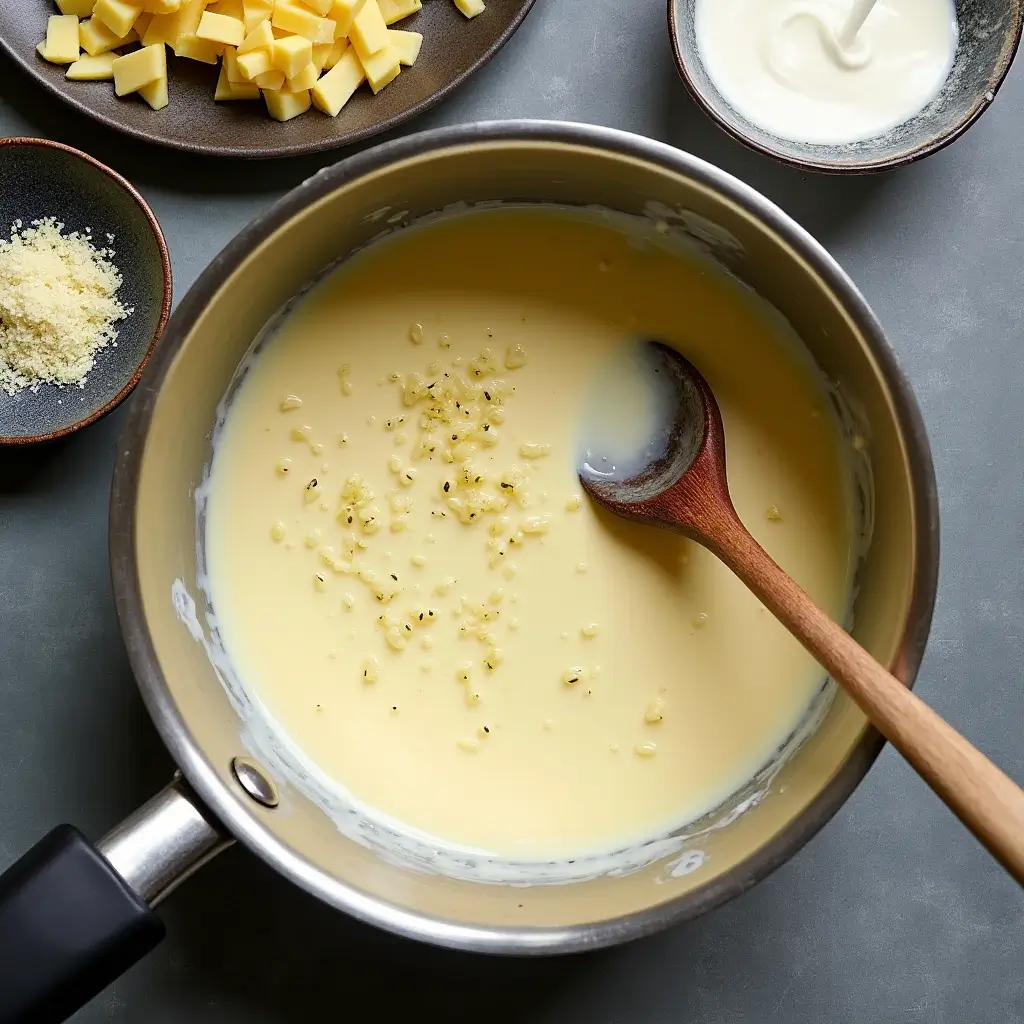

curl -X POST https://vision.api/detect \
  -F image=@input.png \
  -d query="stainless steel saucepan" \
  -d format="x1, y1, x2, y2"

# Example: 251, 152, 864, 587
0, 121, 939, 1024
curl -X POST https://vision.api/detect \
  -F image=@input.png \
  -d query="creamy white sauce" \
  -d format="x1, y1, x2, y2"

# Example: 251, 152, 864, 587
201, 206, 859, 868
579, 341, 679, 482
695, 0, 959, 145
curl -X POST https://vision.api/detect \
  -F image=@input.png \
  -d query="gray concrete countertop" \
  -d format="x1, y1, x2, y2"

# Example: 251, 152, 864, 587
1, 1, 1021, 1020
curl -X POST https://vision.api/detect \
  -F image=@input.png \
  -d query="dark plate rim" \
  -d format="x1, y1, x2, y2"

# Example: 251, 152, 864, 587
0, 2, 537, 160
0, 136, 173, 446
666, 0, 1024, 174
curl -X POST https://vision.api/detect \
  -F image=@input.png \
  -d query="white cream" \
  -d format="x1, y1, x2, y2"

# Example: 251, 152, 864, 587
695, 0, 958, 145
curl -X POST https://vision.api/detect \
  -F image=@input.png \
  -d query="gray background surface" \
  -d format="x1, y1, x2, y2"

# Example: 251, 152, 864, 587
1, 0, 1022, 1020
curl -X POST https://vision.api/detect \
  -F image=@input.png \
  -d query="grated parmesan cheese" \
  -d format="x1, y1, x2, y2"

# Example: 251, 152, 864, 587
0, 217, 131, 396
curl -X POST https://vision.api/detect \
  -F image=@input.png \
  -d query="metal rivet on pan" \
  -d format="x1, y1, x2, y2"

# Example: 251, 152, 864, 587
231, 756, 279, 808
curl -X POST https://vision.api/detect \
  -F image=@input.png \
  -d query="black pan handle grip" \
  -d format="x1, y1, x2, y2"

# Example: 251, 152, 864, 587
0, 778, 230, 1023
0, 825, 164, 1024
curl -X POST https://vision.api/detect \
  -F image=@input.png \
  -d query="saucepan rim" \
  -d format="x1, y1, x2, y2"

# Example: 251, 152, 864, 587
109, 119, 939, 954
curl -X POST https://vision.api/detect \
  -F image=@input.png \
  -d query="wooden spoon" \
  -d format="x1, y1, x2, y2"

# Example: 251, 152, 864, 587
579, 342, 1024, 885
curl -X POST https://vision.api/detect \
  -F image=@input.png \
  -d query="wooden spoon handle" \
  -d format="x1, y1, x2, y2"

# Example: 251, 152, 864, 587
713, 518, 1024, 886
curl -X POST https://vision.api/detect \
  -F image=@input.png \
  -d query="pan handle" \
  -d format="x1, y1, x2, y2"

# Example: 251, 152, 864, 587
0, 777, 231, 1024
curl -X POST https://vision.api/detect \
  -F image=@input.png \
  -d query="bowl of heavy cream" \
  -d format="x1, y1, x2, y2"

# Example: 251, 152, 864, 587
113, 122, 938, 951
669, 0, 1022, 172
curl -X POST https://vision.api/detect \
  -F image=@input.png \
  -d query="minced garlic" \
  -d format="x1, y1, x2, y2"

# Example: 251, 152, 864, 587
0, 217, 130, 395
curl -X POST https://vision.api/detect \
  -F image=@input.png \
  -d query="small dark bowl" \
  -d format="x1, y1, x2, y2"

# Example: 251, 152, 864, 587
0, 138, 171, 444
668, 0, 1024, 173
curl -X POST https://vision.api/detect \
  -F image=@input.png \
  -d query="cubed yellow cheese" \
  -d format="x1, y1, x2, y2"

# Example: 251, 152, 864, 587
141, 0, 181, 13
140, 0, 200, 44
57, 0, 97, 16
252, 68, 285, 88
357, 40, 398, 91
302, 0, 334, 15
214, 63, 260, 98
453, 0, 484, 16
328, 0, 365, 35
323, 36, 347, 67
310, 42, 362, 114
79, 15, 134, 54
208, 0, 244, 16
197, 10, 245, 45
236, 46, 272, 77
242, 0, 274, 31
271, 2, 335, 43
271, 33, 311, 76
94, 0, 143, 37
349, 0, 387, 58
264, 84, 310, 120
223, 44, 243, 80
133, 12, 153, 36
42, 15, 81, 64
238, 17, 274, 52
378, 0, 419, 24
387, 28, 419, 65
138, 71, 168, 108
286, 60, 319, 89
173, 33, 223, 61
112, 41, 166, 93
311, 40, 332, 69
66, 51, 116, 78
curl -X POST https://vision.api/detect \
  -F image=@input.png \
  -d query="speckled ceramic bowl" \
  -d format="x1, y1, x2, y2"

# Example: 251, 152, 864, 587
668, 0, 1024, 173
0, 138, 172, 445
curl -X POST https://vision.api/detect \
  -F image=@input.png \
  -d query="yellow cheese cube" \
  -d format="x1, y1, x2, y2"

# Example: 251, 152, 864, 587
388, 28, 419, 65
133, 12, 153, 36
242, 0, 274, 31
173, 33, 223, 61
141, 0, 181, 13
79, 15, 134, 53
357, 40, 398, 91
252, 68, 285, 88
65, 52, 116, 78
57, 0, 97, 16
264, 85, 310, 120
349, 0, 387, 58
310, 43, 362, 114
238, 17, 274, 51
140, 0, 200, 44
302, 0, 334, 14
223, 44, 243, 80
138, 72, 168, 108
271, 33, 311, 76
208, 0, 245, 16
236, 46, 272, 77
197, 11, 245, 45
328, 0, 365, 35
286, 60, 318, 89
42, 15, 81, 64
272, 2, 335, 43
94, 0, 143, 37
453, 0, 484, 16
378, 0, 419, 24
112, 42, 166, 93
311, 40, 332, 69
215, 63, 259, 98
323, 36, 347, 67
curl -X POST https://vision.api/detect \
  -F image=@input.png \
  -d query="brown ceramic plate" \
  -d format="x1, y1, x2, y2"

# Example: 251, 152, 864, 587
0, 1, 535, 159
